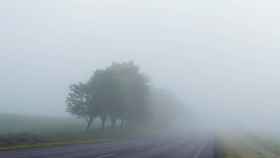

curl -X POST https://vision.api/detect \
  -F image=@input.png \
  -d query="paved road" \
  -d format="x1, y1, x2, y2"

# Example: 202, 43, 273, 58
0, 134, 217, 158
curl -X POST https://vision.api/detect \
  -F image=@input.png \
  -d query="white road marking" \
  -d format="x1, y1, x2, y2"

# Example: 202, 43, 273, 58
96, 153, 115, 158
193, 142, 208, 158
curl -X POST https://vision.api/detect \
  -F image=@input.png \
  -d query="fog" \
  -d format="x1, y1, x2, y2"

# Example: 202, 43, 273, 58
1, 0, 280, 134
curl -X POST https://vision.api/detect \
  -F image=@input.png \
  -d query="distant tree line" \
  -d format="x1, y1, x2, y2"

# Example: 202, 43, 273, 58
66, 61, 185, 131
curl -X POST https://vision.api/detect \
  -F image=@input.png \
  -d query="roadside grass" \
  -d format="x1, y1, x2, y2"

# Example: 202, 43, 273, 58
0, 136, 117, 151
0, 113, 86, 135
0, 113, 95, 150
0, 128, 136, 151
0, 140, 97, 151
0, 127, 157, 151
0, 113, 159, 151
221, 134, 280, 158
250, 135, 280, 156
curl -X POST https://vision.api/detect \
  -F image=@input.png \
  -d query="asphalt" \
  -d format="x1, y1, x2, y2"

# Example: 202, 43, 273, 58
0, 134, 217, 158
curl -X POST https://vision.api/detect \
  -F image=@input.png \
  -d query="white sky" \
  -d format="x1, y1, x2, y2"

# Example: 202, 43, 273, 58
1, 0, 280, 130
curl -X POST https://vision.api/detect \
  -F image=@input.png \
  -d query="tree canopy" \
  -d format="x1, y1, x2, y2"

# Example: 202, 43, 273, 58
66, 61, 185, 131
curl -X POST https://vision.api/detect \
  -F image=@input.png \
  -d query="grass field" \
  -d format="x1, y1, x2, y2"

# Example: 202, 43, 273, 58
0, 113, 157, 150
0, 113, 93, 149
0, 113, 86, 135
221, 134, 280, 158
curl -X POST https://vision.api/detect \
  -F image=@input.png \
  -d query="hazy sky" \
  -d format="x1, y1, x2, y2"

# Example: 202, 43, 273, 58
1, 0, 280, 130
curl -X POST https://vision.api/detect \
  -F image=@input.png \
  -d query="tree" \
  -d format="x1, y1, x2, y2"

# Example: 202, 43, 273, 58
147, 88, 186, 128
107, 62, 150, 127
87, 69, 123, 130
66, 61, 153, 131
66, 83, 96, 131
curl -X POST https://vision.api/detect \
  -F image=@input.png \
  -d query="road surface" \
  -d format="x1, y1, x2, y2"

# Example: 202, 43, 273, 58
0, 134, 217, 158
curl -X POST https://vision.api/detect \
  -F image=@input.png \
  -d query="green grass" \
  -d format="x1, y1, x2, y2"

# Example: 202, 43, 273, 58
0, 113, 103, 150
250, 136, 280, 156
221, 134, 280, 158
0, 113, 86, 135
0, 139, 113, 151
0, 113, 157, 151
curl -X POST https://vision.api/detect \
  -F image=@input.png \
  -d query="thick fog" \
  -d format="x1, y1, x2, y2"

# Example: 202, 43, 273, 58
1, 0, 280, 133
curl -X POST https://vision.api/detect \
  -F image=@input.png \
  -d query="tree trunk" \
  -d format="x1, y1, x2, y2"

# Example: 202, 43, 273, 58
111, 118, 116, 128
101, 116, 106, 130
121, 120, 125, 128
85, 116, 94, 131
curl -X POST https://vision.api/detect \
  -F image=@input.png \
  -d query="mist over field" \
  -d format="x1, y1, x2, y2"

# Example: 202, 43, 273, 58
1, 0, 280, 136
